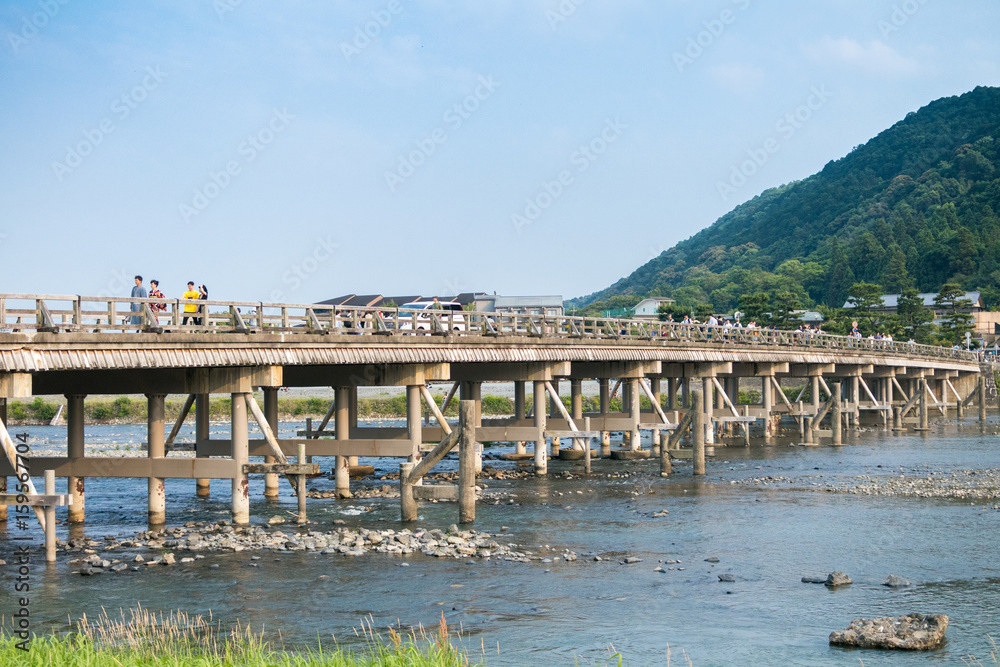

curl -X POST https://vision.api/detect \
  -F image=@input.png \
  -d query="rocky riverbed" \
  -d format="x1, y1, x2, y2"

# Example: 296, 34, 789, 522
738, 466, 1000, 506
56, 521, 565, 575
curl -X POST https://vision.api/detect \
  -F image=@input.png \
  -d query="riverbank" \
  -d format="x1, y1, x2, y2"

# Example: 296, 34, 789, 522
1, 605, 482, 666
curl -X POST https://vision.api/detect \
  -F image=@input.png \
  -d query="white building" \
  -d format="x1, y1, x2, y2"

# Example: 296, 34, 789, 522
632, 297, 675, 319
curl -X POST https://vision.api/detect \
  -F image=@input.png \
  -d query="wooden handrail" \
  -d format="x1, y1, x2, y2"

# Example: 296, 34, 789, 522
0, 293, 981, 363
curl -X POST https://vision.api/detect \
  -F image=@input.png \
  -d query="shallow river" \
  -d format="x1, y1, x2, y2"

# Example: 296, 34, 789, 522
2, 418, 999, 665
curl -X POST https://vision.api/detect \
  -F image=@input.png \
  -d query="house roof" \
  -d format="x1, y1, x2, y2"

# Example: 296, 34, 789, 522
636, 297, 675, 304
493, 295, 564, 308
843, 291, 982, 309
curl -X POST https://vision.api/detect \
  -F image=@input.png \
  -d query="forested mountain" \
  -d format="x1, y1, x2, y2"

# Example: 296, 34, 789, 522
570, 86, 1000, 313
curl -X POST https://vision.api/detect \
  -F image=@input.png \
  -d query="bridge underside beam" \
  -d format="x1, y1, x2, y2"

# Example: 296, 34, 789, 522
566, 361, 661, 379
31, 367, 283, 395
284, 363, 449, 387
448, 362, 569, 382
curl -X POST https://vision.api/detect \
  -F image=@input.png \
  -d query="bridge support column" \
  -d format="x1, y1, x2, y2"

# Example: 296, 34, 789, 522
702, 377, 715, 445
335, 386, 351, 498
407, 385, 422, 464
533, 380, 547, 475
650, 378, 661, 453
0, 400, 5, 522
762, 375, 774, 439
937, 379, 948, 418
548, 380, 561, 456
263, 387, 280, 499
348, 387, 359, 467
851, 377, 860, 430
460, 381, 483, 472
599, 378, 610, 456
831, 382, 842, 445
66, 394, 86, 523
886, 378, 895, 430
682, 377, 690, 408
147, 393, 166, 527
571, 379, 583, 421
916, 379, 930, 432
399, 462, 416, 522
629, 378, 641, 451
231, 393, 250, 525
195, 394, 211, 497
980, 374, 988, 423
666, 377, 676, 410
514, 381, 526, 455
692, 391, 705, 476
811, 375, 821, 415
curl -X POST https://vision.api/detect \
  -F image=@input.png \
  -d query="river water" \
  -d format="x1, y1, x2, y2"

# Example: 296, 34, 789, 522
2, 418, 999, 665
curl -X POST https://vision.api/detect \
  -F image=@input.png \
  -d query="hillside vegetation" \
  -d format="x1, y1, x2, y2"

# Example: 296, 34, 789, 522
570, 86, 1000, 315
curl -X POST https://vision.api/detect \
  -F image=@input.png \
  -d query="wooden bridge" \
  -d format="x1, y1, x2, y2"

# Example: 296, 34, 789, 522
0, 293, 986, 545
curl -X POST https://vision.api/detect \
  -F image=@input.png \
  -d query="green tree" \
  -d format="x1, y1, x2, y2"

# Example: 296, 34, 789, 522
773, 291, 800, 329
933, 283, 974, 344
825, 238, 856, 308
896, 288, 932, 339
737, 291, 770, 324
846, 282, 885, 325
881, 244, 913, 292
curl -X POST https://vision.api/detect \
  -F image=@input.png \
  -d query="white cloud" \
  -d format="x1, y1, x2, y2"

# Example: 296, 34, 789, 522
802, 36, 919, 76
709, 63, 765, 94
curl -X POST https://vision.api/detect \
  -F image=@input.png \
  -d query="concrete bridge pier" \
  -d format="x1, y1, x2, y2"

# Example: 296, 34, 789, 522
598, 378, 610, 456
548, 379, 561, 457
514, 381, 527, 455
851, 376, 861, 430
195, 394, 211, 498
459, 381, 483, 472
0, 400, 4, 522
66, 394, 86, 523
702, 377, 715, 445
147, 393, 166, 527
761, 373, 774, 439
263, 387, 280, 499
980, 374, 987, 423
334, 386, 351, 498
533, 380, 547, 474
231, 392, 250, 524
916, 378, 930, 432
666, 377, 676, 410
348, 387, 359, 467
628, 378, 641, 451
407, 384, 422, 464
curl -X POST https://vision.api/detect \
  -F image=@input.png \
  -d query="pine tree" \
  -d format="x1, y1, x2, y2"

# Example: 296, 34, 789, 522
933, 283, 974, 344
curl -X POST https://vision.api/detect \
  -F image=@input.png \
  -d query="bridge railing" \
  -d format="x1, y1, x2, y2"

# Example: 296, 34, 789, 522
0, 294, 980, 363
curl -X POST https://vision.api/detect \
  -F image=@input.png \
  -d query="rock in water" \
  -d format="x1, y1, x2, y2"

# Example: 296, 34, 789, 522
718, 573, 735, 582
829, 613, 948, 650
883, 574, 911, 588
825, 571, 852, 587
801, 576, 827, 584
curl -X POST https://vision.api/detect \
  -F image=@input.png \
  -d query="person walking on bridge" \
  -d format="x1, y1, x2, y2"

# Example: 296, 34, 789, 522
181, 281, 199, 325
129, 275, 147, 327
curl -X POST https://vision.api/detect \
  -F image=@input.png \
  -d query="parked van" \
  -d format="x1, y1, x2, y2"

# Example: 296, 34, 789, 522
396, 301, 465, 331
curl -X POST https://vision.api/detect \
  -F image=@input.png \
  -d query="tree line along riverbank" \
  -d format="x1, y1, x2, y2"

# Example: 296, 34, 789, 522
3, 386, 825, 426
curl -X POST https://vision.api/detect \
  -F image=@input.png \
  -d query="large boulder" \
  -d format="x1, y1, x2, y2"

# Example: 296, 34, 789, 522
829, 613, 948, 650
825, 571, 852, 587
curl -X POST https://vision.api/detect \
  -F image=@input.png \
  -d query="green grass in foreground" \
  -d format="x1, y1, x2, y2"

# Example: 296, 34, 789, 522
0, 607, 482, 667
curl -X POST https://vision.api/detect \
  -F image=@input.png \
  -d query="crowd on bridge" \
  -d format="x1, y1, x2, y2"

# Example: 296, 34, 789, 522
128, 275, 208, 326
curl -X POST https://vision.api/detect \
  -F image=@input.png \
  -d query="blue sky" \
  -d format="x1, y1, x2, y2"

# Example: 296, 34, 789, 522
2, 0, 998, 304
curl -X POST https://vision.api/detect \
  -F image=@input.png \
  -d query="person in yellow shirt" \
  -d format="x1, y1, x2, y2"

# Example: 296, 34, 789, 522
181, 281, 199, 325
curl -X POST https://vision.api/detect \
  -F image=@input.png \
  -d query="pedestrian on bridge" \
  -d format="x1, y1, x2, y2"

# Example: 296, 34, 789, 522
181, 281, 199, 325
130, 276, 147, 326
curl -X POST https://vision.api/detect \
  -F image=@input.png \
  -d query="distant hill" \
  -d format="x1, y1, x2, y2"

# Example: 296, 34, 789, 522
569, 86, 1000, 313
